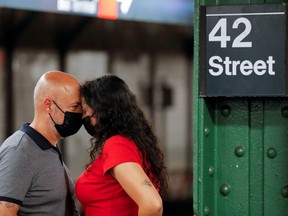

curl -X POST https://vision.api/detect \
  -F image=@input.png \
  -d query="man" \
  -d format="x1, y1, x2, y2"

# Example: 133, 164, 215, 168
0, 71, 82, 215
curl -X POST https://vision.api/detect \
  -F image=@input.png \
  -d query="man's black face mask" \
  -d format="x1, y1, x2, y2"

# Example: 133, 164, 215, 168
49, 100, 82, 137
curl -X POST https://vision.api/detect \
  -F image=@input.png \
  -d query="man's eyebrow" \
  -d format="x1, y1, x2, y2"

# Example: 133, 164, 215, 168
69, 102, 82, 107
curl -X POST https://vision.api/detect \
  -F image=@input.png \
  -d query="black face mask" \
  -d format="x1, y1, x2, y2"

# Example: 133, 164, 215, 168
49, 100, 83, 137
82, 115, 95, 137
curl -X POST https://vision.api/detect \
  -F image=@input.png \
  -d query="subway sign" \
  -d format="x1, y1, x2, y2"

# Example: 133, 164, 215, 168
199, 4, 288, 96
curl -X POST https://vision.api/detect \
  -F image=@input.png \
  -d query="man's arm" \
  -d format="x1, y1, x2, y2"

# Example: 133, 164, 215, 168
0, 146, 31, 216
0, 201, 20, 216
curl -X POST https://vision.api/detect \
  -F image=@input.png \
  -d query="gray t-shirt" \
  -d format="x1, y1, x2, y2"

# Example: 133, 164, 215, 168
0, 123, 79, 216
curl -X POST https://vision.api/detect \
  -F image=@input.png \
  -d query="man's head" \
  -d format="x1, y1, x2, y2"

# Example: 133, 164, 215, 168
31, 71, 82, 144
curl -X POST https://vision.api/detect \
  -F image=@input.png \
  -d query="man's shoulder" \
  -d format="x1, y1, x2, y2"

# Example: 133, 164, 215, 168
1, 130, 25, 148
0, 130, 35, 156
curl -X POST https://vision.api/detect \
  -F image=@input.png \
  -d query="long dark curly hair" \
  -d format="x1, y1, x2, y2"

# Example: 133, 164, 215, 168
81, 75, 168, 198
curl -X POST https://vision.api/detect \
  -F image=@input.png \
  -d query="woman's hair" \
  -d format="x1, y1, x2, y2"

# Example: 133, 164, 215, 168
81, 75, 168, 197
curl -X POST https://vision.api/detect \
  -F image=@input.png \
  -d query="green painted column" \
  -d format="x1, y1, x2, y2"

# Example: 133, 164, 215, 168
193, 0, 288, 216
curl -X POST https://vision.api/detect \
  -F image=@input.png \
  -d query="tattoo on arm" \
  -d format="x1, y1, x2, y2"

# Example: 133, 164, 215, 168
142, 179, 152, 187
0, 201, 16, 208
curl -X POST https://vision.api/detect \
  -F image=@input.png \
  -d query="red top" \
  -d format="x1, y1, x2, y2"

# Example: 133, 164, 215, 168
75, 135, 144, 216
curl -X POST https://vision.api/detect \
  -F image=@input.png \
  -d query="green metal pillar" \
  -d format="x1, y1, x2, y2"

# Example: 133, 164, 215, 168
193, 0, 288, 216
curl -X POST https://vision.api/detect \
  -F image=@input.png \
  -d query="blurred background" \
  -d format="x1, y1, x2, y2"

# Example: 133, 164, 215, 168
0, 0, 194, 215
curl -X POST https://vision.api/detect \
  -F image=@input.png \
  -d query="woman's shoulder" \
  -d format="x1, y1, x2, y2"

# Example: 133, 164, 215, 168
106, 135, 133, 144
104, 135, 137, 151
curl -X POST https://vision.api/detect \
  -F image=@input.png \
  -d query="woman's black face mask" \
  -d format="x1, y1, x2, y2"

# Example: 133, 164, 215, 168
49, 100, 83, 137
82, 114, 95, 137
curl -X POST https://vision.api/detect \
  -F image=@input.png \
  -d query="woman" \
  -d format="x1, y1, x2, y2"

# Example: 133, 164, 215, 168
75, 75, 168, 216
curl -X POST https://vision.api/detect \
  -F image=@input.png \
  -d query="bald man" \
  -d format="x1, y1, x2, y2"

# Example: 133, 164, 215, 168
0, 71, 82, 216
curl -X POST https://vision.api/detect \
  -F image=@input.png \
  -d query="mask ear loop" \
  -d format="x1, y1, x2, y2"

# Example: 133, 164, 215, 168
89, 111, 96, 118
52, 100, 65, 114
49, 100, 65, 125
48, 113, 57, 125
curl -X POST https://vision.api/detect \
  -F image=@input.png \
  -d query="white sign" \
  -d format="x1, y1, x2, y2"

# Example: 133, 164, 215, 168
57, 0, 133, 15
201, 4, 287, 96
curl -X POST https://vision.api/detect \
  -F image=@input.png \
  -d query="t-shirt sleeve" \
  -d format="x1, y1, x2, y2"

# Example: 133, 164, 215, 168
0, 147, 34, 205
102, 136, 142, 175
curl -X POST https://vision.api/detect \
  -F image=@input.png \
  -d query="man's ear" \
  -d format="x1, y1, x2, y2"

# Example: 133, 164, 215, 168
43, 98, 53, 112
